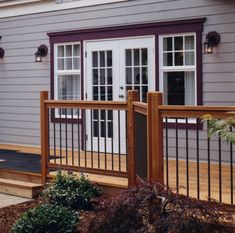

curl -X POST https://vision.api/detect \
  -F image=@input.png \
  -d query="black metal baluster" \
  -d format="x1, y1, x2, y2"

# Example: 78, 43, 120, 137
104, 110, 107, 170
111, 111, 114, 170
118, 110, 121, 172
77, 109, 80, 166
59, 108, 62, 165
230, 126, 233, 205
218, 133, 222, 202
207, 120, 211, 200
53, 115, 56, 163
91, 109, 93, 168
84, 110, 87, 168
98, 110, 100, 169
65, 109, 68, 165
186, 118, 189, 197
48, 109, 50, 163
176, 118, 179, 193
165, 117, 169, 188
71, 109, 74, 166
125, 111, 128, 172
196, 118, 200, 199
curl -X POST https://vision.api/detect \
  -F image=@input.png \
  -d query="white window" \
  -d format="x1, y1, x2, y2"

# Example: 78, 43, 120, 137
159, 34, 196, 106
54, 43, 81, 117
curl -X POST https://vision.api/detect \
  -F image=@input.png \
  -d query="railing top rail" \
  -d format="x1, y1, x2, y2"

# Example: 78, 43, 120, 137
44, 100, 128, 110
133, 102, 147, 116
159, 105, 235, 118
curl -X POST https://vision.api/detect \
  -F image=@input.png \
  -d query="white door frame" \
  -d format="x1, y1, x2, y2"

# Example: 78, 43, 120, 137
84, 36, 155, 154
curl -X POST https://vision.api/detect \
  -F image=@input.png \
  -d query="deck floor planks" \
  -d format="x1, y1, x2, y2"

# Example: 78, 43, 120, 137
0, 144, 234, 204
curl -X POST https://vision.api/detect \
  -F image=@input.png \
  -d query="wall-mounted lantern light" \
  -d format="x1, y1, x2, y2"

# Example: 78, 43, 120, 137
204, 31, 220, 54
0, 47, 4, 59
35, 44, 48, 62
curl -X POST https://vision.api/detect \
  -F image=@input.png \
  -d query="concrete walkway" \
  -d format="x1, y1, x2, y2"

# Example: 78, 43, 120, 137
0, 193, 31, 208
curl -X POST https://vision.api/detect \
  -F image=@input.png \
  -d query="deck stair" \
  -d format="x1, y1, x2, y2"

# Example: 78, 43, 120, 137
0, 169, 43, 198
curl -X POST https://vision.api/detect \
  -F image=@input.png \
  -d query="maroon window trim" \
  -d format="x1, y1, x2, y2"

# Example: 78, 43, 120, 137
48, 18, 205, 124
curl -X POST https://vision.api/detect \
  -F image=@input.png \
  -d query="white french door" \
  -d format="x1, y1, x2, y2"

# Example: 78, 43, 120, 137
85, 37, 155, 153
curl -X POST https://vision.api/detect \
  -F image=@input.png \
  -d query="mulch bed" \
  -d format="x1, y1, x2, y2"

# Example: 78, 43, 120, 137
0, 198, 44, 233
0, 198, 105, 233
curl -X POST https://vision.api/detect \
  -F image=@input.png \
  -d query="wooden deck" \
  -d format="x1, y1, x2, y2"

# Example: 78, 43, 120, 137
0, 144, 234, 204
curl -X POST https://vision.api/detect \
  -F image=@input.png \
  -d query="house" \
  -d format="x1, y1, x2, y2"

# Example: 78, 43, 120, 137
0, 0, 234, 203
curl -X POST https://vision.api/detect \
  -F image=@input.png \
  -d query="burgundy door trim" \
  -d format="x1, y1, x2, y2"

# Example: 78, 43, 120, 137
48, 18, 206, 43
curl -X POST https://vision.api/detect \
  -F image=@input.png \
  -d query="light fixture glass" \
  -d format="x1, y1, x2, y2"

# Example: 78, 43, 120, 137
204, 42, 213, 54
35, 45, 48, 62
35, 51, 42, 62
204, 31, 220, 54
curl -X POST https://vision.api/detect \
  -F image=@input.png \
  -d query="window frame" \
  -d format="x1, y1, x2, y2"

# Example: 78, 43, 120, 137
159, 33, 199, 125
54, 42, 82, 119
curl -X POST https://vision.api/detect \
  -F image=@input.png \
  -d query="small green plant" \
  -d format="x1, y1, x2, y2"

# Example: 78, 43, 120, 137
43, 171, 102, 210
202, 114, 235, 144
11, 204, 77, 233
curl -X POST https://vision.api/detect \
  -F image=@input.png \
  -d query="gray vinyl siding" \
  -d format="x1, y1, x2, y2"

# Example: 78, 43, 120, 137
0, 0, 234, 163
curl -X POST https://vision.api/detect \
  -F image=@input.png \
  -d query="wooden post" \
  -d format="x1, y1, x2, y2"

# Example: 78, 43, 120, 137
127, 90, 139, 187
147, 92, 164, 184
40, 91, 49, 185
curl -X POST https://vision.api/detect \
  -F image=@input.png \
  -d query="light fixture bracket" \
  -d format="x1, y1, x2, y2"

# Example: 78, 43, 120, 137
206, 31, 220, 47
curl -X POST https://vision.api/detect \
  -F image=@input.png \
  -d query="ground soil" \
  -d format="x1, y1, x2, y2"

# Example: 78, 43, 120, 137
0, 198, 103, 233
0, 198, 44, 233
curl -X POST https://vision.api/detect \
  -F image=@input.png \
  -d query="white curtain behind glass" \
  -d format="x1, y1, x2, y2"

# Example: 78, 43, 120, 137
58, 75, 80, 100
184, 71, 195, 105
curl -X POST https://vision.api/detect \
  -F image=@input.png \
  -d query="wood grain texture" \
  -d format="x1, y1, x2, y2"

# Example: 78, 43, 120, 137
127, 90, 139, 187
0, 144, 233, 204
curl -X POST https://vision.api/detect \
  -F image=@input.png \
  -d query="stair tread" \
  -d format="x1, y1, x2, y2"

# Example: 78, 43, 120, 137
0, 178, 42, 187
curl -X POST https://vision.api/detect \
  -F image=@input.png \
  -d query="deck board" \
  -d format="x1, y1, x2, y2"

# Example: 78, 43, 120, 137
0, 144, 234, 204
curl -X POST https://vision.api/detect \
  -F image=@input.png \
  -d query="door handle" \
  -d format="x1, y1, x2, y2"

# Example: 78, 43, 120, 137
119, 94, 125, 99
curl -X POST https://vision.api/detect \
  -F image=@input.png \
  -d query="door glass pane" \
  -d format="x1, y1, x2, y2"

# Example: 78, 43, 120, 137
141, 48, 148, 65
125, 47, 148, 102
142, 67, 148, 84
92, 50, 113, 138
134, 67, 140, 84
107, 51, 112, 67
126, 68, 132, 84
100, 68, 105, 85
126, 49, 132, 66
107, 68, 112, 84
134, 49, 140, 66
99, 51, 105, 67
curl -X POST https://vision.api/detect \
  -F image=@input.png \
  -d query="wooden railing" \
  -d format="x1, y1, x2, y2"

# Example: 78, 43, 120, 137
158, 104, 235, 205
40, 91, 139, 187
41, 90, 235, 205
